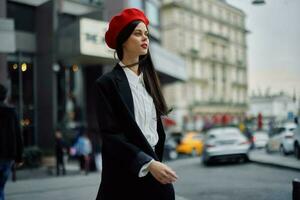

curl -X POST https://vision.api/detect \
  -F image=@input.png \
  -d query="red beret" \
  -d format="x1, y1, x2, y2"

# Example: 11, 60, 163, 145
105, 8, 149, 49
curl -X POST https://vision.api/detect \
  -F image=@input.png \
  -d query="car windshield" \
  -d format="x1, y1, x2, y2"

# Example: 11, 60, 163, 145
207, 128, 240, 139
255, 133, 268, 139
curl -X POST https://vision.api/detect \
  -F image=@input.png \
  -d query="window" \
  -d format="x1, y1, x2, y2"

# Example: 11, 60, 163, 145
203, 19, 208, 31
128, 0, 143, 9
145, 1, 160, 27
8, 2, 36, 32
222, 66, 226, 82
193, 0, 199, 10
208, 3, 212, 15
8, 59, 35, 146
218, 8, 222, 19
213, 22, 218, 33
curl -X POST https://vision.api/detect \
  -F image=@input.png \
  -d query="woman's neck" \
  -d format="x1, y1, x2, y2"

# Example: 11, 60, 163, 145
121, 55, 139, 75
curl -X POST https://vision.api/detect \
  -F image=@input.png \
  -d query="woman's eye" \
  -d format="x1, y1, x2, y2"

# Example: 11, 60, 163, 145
134, 32, 148, 37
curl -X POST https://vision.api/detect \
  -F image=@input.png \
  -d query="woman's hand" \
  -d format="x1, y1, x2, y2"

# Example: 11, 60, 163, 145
148, 160, 178, 184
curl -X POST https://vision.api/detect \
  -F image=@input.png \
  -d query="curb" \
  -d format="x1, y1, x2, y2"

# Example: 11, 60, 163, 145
249, 158, 300, 172
175, 195, 190, 200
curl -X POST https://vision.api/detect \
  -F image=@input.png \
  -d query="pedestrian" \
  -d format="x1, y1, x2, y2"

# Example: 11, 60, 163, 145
90, 129, 102, 172
94, 8, 177, 200
0, 84, 23, 200
73, 130, 92, 175
54, 128, 67, 176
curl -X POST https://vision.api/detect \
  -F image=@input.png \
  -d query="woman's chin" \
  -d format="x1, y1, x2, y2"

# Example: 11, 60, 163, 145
139, 50, 148, 56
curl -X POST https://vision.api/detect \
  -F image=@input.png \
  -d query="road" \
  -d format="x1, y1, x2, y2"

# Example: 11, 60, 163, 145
6, 157, 299, 200
169, 157, 298, 200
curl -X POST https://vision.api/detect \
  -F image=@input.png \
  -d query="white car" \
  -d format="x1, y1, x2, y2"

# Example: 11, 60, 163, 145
252, 131, 269, 149
202, 127, 250, 165
266, 122, 297, 155
293, 124, 300, 159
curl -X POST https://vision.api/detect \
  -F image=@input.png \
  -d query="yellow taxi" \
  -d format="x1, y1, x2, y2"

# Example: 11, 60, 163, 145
176, 132, 204, 156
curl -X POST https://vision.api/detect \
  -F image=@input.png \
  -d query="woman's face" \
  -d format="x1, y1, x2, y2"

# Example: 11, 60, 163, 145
122, 22, 149, 57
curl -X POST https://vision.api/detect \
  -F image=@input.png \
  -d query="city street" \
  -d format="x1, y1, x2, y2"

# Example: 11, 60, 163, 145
170, 157, 298, 200
1, 0, 300, 200
6, 157, 299, 200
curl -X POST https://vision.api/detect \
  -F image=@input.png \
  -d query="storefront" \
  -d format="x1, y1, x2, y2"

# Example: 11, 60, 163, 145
1, 0, 187, 151
57, 17, 187, 132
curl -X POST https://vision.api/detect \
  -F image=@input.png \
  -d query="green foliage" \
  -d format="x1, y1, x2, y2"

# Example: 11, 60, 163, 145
23, 146, 43, 168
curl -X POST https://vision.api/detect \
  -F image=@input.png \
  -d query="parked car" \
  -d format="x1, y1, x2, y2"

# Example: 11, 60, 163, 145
202, 127, 250, 165
252, 131, 269, 149
293, 124, 300, 159
266, 122, 297, 155
163, 135, 178, 160
176, 132, 204, 156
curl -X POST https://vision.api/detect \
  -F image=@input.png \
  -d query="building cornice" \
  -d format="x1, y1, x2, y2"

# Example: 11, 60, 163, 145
162, 1, 248, 33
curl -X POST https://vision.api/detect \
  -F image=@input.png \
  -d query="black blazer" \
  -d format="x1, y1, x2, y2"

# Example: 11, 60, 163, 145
95, 64, 175, 200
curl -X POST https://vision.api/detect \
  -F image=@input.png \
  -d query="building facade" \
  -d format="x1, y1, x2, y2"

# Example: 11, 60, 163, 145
161, 0, 248, 131
0, 0, 186, 151
248, 92, 299, 123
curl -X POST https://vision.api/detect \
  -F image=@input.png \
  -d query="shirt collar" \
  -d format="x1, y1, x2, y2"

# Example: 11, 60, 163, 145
119, 61, 144, 87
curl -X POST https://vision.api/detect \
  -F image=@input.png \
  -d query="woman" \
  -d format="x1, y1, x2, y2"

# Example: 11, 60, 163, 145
95, 8, 177, 200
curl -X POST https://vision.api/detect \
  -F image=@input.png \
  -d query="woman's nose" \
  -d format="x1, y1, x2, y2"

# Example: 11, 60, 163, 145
142, 34, 148, 41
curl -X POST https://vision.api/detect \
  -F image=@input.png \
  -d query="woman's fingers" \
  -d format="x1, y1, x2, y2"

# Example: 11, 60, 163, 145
165, 167, 178, 180
160, 169, 177, 184
149, 161, 178, 184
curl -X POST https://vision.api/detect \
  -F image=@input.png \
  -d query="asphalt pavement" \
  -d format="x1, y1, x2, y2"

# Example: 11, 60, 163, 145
5, 149, 300, 200
249, 149, 300, 171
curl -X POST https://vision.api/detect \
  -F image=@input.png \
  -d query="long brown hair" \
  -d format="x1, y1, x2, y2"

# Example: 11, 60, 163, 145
116, 21, 171, 116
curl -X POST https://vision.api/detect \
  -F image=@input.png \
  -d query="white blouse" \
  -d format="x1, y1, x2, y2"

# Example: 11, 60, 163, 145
120, 62, 159, 148
120, 62, 157, 177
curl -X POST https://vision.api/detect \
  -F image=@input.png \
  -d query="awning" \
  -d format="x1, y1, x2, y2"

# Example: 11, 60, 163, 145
162, 117, 177, 127
150, 42, 187, 82
57, 18, 187, 83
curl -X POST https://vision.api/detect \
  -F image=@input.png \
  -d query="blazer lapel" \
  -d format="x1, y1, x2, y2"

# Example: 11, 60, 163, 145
113, 64, 135, 119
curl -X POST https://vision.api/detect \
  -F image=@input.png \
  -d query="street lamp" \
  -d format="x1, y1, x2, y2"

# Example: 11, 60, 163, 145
252, 0, 266, 5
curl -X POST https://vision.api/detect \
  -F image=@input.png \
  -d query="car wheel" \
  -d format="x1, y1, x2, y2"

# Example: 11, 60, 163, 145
237, 157, 245, 163
295, 143, 300, 160
202, 158, 210, 166
279, 145, 287, 156
266, 145, 272, 154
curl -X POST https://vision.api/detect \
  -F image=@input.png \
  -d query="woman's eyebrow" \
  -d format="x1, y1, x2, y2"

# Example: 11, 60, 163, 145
134, 29, 148, 33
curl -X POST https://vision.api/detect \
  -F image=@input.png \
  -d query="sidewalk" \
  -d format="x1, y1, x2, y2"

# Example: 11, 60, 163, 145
12, 160, 81, 181
249, 149, 300, 171
8, 161, 190, 200
14, 150, 300, 181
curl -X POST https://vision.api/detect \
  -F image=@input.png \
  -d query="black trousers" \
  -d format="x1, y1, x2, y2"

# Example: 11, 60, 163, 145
56, 156, 65, 176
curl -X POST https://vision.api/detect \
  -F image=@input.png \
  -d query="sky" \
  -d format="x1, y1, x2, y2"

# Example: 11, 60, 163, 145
226, 0, 300, 97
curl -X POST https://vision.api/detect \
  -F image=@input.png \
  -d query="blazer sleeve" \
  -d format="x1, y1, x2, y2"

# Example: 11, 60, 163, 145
95, 80, 153, 176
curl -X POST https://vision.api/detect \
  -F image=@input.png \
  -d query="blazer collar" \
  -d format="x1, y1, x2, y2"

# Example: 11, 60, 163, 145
112, 64, 135, 118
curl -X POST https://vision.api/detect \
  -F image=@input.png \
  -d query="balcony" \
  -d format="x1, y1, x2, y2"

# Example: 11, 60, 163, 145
236, 60, 246, 68
205, 31, 229, 43
192, 100, 248, 108
231, 81, 247, 88
190, 77, 208, 85
189, 48, 199, 58
202, 55, 230, 65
